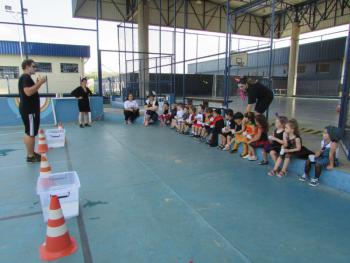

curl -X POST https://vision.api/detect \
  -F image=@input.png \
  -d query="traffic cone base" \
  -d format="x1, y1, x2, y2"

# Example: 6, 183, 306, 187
40, 196, 78, 261
40, 236, 77, 261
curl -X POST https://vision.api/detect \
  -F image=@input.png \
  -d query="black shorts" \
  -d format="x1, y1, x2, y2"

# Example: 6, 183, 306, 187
222, 132, 233, 137
255, 95, 274, 114
20, 111, 40, 137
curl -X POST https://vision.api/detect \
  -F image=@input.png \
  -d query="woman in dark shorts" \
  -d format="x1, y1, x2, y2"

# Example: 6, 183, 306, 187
238, 76, 274, 115
71, 78, 92, 128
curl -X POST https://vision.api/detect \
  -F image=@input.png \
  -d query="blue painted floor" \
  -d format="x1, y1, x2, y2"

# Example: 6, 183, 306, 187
1, 117, 350, 263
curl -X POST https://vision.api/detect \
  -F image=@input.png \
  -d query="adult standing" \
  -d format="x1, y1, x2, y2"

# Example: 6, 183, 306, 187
71, 78, 92, 128
238, 76, 274, 115
18, 59, 46, 162
124, 93, 139, 124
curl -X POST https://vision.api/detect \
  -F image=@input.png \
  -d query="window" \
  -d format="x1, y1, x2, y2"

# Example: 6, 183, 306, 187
316, 63, 330, 73
36, 62, 52, 72
297, 65, 306, 74
0, 66, 19, 79
60, 63, 79, 73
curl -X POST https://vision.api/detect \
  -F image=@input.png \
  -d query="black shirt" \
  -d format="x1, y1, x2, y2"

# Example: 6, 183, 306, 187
247, 82, 273, 105
235, 123, 243, 132
144, 100, 159, 109
18, 74, 40, 114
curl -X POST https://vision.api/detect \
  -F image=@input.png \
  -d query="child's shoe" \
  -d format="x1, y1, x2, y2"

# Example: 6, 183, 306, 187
248, 156, 257, 161
268, 169, 278, 176
258, 160, 269, 165
309, 178, 319, 187
276, 170, 287, 178
299, 173, 308, 182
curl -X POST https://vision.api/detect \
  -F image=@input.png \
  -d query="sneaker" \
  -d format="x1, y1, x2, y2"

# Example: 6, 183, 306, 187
241, 154, 249, 159
276, 170, 287, 178
309, 178, 319, 187
26, 154, 41, 163
258, 160, 269, 165
85, 124, 91, 127
268, 170, 277, 176
230, 149, 237, 154
217, 145, 224, 149
80, 124, 84, 128
299, 174, 308, 182
248, 156, 257, 161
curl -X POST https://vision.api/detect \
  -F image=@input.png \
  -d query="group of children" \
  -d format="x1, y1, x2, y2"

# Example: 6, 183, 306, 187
158, 102, 341, 187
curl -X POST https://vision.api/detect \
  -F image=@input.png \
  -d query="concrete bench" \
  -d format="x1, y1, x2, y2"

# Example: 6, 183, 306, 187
185, 97, 232, 108
234, 143, 350, 194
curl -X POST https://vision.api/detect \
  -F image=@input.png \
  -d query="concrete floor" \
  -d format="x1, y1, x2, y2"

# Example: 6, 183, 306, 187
1, 115, 350, 263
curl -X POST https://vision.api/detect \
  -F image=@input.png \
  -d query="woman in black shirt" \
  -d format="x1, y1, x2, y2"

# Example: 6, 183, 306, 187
71, 78, 92, 128
238, 76, 274, 115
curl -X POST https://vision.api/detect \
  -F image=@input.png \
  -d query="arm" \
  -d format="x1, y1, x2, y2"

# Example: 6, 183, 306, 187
314, 150, 322, 158
327, 142, 338, 170
124, 102, 133, 111
23, 76, 46, 97
282, 132, 288, 148
271, 132, 285, 145
285, 138, 302, 153
149, 105, 158, 111
245, 104, 253, 113
249, 128, 262, 143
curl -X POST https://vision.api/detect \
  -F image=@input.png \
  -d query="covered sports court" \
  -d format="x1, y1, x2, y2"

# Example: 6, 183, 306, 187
1, 0, 350, 262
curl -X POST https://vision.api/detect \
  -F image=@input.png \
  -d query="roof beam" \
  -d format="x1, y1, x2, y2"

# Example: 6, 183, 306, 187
230, 0, 268, 15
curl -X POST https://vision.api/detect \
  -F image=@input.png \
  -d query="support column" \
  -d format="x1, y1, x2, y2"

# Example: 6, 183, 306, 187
287, 21, 300, 97
138, 0, 149, 99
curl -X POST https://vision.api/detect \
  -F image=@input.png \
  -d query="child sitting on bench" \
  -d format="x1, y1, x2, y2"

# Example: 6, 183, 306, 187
299, 126, 341, 186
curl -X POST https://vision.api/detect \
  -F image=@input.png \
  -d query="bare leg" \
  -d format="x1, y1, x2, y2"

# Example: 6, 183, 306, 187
262, 149, 268, 162
24, 135, 35, 157
248, 145, 255, 157
84, 112, 89, 125
281, 157, 290, 173
270, 151, 278, 162
273, 156, 283, 171
304, 159, 312, 175
79, 112, 84, 125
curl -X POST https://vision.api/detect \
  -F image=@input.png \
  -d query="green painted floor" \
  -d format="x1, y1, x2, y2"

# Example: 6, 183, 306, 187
1, 118, 350, 263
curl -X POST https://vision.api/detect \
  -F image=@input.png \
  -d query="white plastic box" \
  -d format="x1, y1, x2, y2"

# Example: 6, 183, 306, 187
36, 171, 81, 222
45, 129, 66, 148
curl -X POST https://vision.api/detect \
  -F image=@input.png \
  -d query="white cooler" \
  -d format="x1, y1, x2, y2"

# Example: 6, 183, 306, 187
45, 129, 66, 148
36, 171, 81, 222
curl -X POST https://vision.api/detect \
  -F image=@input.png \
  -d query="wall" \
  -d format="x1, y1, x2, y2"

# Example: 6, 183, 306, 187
0, 55, 84, 95
0, 96, 104, 126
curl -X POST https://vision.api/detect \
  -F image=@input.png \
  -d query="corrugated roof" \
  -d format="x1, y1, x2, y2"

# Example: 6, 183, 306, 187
0, 41, 90, 58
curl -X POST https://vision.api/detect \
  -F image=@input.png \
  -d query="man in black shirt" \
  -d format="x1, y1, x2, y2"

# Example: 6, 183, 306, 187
238, 76, 274, 115
18, 59, 46, 162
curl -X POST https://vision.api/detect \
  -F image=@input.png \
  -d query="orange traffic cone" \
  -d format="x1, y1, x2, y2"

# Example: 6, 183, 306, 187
40, 154, 52, 177
37, 129, 48, 154
40, 195, 78, 261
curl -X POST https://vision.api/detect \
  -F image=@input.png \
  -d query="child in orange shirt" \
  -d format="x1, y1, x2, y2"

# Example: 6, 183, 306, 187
232, 112, 256, 158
